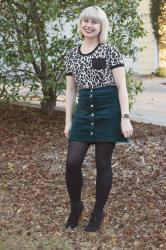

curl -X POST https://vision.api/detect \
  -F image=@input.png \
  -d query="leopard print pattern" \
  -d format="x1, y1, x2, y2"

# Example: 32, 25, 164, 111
65, 43, 124, 89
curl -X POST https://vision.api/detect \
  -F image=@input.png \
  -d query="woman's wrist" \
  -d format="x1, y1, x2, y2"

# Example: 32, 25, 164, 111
121, 113, 130, 119
66, 119, 72, 124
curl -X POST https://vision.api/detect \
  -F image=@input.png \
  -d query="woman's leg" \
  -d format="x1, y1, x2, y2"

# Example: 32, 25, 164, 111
65, 140, 91, 228
84, 141, 116, 232
65, 140, 90, 206
94, 141, 116, 212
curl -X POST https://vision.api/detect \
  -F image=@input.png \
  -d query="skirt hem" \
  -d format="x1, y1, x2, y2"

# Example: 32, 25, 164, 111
68, 137, 131, 144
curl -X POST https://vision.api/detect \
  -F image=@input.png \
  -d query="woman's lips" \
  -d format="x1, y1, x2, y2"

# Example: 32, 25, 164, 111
84, 29, 94, 33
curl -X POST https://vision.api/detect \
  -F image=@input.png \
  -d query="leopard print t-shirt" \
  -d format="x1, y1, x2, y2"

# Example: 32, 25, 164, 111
65, 43, 125, 89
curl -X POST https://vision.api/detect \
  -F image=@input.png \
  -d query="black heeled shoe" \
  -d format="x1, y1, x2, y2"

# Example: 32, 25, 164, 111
84, 210, 105, 232
65, 201, 84, 229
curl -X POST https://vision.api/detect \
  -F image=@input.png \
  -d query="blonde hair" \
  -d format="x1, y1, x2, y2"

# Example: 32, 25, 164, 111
77, 6, 109, 43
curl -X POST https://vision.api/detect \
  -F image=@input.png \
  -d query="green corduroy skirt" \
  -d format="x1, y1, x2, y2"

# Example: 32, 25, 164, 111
68, 85, 130, 144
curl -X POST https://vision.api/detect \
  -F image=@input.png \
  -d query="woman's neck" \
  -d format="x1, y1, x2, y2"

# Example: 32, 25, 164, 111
82, 37, 100, 47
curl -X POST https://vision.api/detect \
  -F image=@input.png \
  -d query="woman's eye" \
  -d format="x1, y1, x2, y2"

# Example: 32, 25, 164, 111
83, 19, 89, 22
92, 20, 98, 24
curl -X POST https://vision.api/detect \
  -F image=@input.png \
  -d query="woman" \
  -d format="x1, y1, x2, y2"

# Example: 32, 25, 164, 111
64, 6, 133, 232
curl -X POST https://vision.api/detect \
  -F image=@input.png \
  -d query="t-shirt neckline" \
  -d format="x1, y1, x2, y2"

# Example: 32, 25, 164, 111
78, 43, 101, 56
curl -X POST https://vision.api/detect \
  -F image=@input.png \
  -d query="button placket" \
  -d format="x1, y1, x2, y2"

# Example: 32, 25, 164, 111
90, 88, 94, 137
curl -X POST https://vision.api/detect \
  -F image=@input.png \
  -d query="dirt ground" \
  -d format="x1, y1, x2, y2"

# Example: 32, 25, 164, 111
0, 104, 165, 250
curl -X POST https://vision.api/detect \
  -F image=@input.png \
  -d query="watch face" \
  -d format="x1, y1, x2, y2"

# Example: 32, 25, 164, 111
124, 114, 129, 118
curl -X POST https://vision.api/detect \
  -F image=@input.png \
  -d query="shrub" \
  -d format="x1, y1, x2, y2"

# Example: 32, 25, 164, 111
155, 67, 166, 77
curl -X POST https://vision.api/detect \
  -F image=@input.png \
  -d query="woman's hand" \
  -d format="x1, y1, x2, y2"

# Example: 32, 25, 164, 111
121, 118, 133, 138
64, 121, 72, 139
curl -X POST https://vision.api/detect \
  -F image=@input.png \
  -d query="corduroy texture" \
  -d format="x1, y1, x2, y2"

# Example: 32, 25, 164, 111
69, 86, 130, 144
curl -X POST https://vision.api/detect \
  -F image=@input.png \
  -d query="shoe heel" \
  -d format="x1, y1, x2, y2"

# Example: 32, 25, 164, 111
100, 215, 105, 229
79, 209, 85, 222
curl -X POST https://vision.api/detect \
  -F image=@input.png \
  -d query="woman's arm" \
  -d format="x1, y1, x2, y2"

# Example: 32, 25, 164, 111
112, 67, 129, 116
112, 67, 133, 138
64, 75, 77, 138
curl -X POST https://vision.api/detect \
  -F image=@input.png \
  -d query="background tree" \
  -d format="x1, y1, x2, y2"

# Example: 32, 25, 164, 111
150, 0, 166, 75
0, 0, 145, 116
158, 0, 166, 50
150, 0, 162, 47
150, 0, 166, 49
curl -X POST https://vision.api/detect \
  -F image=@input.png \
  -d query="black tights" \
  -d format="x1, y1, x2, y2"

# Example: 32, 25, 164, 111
65, 141, 115, 212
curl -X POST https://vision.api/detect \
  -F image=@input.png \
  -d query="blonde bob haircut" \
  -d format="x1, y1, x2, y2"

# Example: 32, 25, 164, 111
77, 6, 109, 44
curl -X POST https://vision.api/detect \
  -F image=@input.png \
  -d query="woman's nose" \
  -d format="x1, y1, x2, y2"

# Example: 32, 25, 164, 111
86, 20, 93, 27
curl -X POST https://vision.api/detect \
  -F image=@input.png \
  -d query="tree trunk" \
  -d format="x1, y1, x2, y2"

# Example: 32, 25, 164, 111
41, 96, 57, 117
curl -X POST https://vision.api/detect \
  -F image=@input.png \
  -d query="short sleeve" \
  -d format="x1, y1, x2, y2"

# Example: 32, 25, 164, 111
109, 45, 125, 69
65, 50, 73, 76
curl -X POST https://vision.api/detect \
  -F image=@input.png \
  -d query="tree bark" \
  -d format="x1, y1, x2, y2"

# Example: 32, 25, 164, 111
40, 86, 57, 117
41, 97, 56, 117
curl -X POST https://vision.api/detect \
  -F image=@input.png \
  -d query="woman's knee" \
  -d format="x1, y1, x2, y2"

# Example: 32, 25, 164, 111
96, 157, 112, 172
96, 165, 113, 181
66, 156, 81, 174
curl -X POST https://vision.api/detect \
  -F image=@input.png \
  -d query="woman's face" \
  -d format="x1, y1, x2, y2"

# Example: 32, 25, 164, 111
80, 18, 101, 39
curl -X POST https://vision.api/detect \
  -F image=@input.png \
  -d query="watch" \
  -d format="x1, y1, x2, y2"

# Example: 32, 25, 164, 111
121, 113, 130, 119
